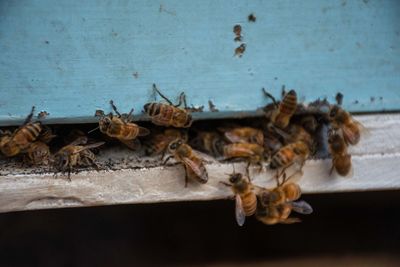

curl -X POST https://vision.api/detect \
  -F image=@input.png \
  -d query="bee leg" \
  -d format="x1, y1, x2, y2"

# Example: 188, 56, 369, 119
109, 100, 122, 117
184, 173, 189, 188
126, 108, 134, 122
160, 149, 167, 161
245, 161, 251, 178
67, 167, 72, 182
23, 106, 35, 125
162, 155, 174, 165
262, 88, 278, 108
153, 84, 174, 105
174, 92, 185, 108
219, 181, 232, 187
329, 165, 335, 176
257, 162, 263, 173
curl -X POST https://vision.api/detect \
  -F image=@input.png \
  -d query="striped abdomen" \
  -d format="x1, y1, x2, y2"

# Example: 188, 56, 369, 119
144, 102, 192, 128
240, 191, 257, 216
273, 90, 297, 128
270, 145, 295, 169
14, 122, 42, 150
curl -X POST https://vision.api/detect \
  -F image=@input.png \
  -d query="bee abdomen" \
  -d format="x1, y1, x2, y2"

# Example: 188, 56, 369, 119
241, 192, 257, 216
279, 90, 297, 115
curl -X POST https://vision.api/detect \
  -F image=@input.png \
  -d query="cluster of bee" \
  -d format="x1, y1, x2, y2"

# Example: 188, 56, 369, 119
0, 85, 364, 225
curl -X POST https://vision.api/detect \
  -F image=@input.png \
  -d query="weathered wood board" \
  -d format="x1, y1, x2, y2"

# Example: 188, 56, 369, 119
0, 114, 398, 213
1, 0, 400, 125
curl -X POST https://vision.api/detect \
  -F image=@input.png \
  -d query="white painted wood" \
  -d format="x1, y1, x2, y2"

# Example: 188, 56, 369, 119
0, 114, 399, 213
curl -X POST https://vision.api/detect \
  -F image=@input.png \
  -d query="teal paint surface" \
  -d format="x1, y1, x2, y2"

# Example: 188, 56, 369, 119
0, 0, 399, 125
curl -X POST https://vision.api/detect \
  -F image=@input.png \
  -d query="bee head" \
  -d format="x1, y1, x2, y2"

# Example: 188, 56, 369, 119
99, 117, 112, 132
228, 173, 242, 184
168, 139, 183, 152
260, 190, 272, 205
143, 103, 151, 113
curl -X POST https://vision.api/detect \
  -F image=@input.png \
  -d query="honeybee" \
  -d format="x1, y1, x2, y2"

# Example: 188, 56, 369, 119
256, 172, 313, 225
269, 141, 309, 170
223, 143, 264, 172
270, 124, 313, 148
263, 128, 283, 155
23, 141, 51, 166
327, 129, 352, 176
143, 84, 193, 128
164, 139, 208, 187
263, 88, 298, 129
220, 171, 257, 226
145, 128, 188, 156
189, 131, 225, 158
329, 105, 364, 145
0, 107, 43, 157
258, 171, 302, 206
256, 200, 312, 225
98, 100, 150, 150
53, 137, 105, 180
219, 126, 263, 146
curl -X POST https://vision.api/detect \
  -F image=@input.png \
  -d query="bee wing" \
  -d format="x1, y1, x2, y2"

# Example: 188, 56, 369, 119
120, 139, 141, 151
224, 131, 245, 143
81, 141, 105, 151
290, 200, 313, 214
137, 127, 150, 137
68, 136, 88, 146
235, 194, 246, 226
181, 157, 208, 183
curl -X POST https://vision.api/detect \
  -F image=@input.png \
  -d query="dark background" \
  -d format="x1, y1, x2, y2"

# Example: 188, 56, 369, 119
0, 190, 399, 267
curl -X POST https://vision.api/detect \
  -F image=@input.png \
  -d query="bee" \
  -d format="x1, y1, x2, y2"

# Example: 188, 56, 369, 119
256, 171, 313, 225
327, 129, 352, 176
53, 137, 105, 180
0, 107, 43, 157
23, 141, 51, 166
263, 128, 283, 156
145, 128, 188, 157
256, 200, 312, 225
219, 126, 264, 146
164, 139, 208, 187
189, 131, 225, 158
270, 124, 313, 149
223, 143, 264, 173
220, 171, 257, 226
329, 105, 364, 145
143, 84, 193, 128
258, 171, 302, 206
97, 100, 150, 150
263, 88, 298, 129
269, 141, 309, 171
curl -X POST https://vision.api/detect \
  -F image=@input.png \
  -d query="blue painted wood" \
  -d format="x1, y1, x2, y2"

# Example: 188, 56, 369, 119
0, 0, 399, 125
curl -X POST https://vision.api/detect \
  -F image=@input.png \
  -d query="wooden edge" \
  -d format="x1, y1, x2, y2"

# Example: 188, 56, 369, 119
0, 113, 399, 213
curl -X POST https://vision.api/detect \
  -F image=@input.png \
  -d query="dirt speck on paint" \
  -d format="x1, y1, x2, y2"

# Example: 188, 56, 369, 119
233, 24, 242, 42
248, 13, 256, 22
132, 72, 139, 79
159, 4, 176, 16
234, 43, 246, 57
353, 100, 359, 104
370, 97, 375, 102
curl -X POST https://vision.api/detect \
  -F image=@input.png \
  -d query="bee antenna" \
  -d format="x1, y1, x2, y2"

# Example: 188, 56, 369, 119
88, 126, 99, 134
